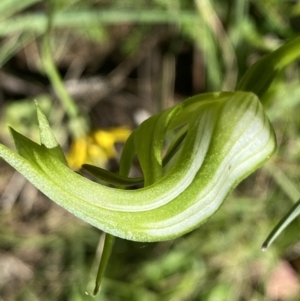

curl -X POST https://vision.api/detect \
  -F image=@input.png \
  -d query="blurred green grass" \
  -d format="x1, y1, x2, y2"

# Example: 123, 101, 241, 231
0, 0, 300, 300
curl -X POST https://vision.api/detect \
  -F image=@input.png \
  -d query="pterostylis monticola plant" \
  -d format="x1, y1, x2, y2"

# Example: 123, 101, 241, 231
0, 37, 300, 295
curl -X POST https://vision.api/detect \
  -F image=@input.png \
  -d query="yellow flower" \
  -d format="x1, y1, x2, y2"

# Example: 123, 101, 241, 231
67, 127, 131, 170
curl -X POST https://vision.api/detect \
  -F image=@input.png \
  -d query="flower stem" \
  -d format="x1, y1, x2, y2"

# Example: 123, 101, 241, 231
93, 233, 115, 296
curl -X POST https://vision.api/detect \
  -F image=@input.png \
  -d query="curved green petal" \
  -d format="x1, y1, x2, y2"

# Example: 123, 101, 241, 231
82, 163, 143, 187
0, 91, 276, 242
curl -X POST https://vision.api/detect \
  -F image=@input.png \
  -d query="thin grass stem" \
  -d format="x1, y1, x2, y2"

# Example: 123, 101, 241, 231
40, 4, 88, 138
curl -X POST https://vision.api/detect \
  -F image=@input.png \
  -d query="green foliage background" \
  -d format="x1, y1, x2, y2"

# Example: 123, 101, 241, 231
0, 0, 300, 300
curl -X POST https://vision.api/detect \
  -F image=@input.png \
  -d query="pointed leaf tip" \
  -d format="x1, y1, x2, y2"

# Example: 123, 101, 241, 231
35, 102, 68, 165
35, 102, 58, 149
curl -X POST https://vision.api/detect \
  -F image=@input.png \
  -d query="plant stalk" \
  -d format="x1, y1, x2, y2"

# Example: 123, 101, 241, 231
93, 233, 115, 296
40, 3, 88, 138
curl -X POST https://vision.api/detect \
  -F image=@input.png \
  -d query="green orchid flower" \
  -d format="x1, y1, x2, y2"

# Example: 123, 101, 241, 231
0, 91, 276, 294
1, 36, 300, 295
0, 92, 275, 242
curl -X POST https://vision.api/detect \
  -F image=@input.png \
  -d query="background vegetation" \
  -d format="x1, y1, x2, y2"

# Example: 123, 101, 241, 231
0, 0, 300, 300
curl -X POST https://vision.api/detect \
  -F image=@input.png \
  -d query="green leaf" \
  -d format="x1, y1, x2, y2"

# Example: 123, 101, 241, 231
262, 198, 300, 250
0, 0, 41, 21
0, 92, 276, 242
236, 36, 300, 98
